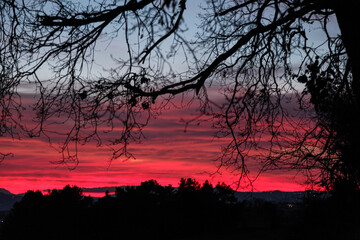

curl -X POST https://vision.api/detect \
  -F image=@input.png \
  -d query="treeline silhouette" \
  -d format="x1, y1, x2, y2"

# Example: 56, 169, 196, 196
2, 178, 360, 240
1, 179, 244, 240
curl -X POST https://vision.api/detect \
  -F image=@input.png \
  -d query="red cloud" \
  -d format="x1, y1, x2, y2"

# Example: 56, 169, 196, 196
0, 93, 311, 194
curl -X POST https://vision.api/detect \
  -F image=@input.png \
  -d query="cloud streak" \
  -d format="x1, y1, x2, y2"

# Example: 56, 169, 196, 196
0, 94, 311, 194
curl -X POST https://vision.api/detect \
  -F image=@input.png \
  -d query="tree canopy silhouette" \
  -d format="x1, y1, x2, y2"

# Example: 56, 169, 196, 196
1, 180, 243, 240
1, 185, 93, 240
1, 0, 359, 190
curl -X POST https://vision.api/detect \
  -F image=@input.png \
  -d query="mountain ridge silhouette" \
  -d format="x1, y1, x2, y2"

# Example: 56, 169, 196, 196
0, 187, 328, 211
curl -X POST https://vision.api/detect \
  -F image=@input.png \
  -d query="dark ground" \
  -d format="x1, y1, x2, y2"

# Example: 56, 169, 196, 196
0, 183, 359, 240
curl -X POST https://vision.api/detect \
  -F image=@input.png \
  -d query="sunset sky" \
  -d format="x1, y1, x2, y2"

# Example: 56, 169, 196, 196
0, 1, 340, 195
0, 94, 310, 195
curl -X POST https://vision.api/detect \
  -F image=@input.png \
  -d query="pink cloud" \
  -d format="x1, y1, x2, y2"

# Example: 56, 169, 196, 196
0, 93, 311, 194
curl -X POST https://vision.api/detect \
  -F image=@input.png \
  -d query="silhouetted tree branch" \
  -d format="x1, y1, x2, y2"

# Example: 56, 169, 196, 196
1, 0, 359, 190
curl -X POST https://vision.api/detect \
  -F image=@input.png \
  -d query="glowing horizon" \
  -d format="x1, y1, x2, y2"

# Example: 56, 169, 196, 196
0, 95, 311, 195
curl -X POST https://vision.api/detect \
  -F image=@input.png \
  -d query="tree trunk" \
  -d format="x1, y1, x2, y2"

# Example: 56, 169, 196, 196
333, 0, 360, 106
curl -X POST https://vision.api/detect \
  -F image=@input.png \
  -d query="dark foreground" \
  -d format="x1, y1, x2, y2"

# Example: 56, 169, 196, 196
1, 179, 359, 240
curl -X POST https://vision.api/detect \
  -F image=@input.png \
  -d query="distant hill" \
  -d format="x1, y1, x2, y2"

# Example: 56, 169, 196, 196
235, 190, 330, 203
82, 186, 117, 193
81, 187, 310, 203
0, 187, 329, 211
0, 191, 22, 211
235, 191, 305, 203
0, 188, 13, 195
